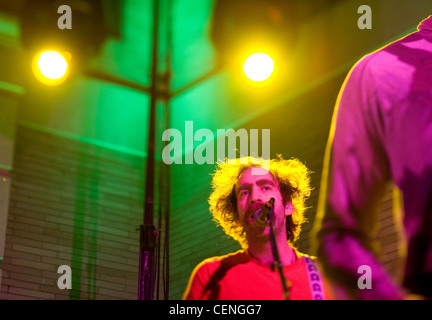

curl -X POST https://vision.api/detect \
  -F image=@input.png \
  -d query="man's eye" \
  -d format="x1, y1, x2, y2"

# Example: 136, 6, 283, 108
240, 190, 249, 197
263, 186, 272, 191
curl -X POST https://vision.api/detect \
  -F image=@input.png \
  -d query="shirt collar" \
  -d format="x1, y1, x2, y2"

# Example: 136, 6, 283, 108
418, 15, 432, 32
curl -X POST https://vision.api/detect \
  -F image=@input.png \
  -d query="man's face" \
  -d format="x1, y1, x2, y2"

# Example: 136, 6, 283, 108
234, 167, 293, 242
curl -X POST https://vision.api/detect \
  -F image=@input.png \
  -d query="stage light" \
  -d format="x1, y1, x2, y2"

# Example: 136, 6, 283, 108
21, 0, 107, 87
32, 51, 70, 86
37, 51, 68, 79
243, 53, 274, 82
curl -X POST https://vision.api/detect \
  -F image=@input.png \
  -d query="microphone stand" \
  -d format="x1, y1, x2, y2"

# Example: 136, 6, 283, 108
268, 200, 291, 300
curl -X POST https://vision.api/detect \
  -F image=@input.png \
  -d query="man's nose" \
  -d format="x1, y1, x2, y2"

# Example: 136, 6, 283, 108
250, 188, 264, 204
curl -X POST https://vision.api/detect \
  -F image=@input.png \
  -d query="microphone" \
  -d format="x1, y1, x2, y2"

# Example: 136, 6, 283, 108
253, 198, 275, 226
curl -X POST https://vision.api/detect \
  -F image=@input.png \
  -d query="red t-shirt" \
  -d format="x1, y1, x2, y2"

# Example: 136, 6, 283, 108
183, 250, 333, 300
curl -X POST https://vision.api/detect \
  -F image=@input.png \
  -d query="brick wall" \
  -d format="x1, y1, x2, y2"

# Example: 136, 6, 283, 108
0, 125, 145, 299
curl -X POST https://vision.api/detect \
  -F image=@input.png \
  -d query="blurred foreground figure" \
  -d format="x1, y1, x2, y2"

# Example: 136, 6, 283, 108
312, 16, 432, 299
184, 156, 333, 300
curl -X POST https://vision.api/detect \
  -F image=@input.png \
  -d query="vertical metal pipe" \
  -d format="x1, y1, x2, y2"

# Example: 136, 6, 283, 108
138, 0, 159, 300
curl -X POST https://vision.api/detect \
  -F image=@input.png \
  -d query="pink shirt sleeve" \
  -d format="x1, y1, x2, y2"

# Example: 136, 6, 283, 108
313, 54, 404, 299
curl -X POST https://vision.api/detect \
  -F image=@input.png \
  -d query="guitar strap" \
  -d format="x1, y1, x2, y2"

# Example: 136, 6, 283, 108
301, 254, 327, 300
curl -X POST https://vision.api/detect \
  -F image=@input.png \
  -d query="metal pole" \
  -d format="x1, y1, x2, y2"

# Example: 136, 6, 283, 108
138, 0, 159, 300
268, 199, 291, 300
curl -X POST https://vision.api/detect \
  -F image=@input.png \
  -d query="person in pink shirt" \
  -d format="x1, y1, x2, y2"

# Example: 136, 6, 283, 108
311, 16, 432, 299
183, 156, 333, 300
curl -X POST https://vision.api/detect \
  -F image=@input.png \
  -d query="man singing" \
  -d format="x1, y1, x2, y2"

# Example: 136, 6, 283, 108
183, 156, 333, 300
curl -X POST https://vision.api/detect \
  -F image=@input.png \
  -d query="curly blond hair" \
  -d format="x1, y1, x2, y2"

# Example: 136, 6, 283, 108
208, 155, 312, 249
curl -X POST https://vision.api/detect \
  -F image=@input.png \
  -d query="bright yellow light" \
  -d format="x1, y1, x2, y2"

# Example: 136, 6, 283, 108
243, 53, 274, 82
32, 50, 69, 86
38, 51, 67, 79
